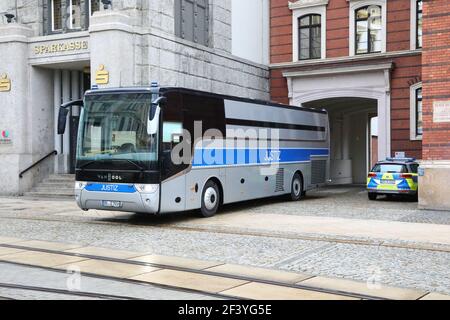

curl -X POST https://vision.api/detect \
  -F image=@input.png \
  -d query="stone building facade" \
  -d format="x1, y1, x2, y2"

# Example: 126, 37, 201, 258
0, 0, 270, 195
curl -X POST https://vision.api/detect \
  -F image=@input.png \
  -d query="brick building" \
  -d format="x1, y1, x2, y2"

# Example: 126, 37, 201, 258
269, 0, 449, 209
420, 0, 450, 210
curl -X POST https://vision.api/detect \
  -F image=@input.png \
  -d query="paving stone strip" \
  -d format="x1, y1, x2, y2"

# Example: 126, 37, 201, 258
0, 237, 448, 300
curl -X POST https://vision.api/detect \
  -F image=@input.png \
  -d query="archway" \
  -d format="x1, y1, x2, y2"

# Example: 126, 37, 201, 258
303, 97, 378, 185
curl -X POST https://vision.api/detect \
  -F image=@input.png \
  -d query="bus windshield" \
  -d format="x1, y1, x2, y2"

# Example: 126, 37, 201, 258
76, 93, 158, 170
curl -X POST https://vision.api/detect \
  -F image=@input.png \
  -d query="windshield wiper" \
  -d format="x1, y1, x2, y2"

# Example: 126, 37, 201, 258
122, 159, 146, 172
77, 161, 96, 170
77, 159, 146, 172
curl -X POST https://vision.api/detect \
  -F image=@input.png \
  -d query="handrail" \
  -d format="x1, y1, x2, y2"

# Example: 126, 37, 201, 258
19, 150, 58, 178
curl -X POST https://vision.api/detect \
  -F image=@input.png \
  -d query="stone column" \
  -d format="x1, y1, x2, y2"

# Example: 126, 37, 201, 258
89, 10, 137, 88
0, 24, 34, 195
377, 95, 390, 161
54, 70, 63, 173
61, 70, 71, 172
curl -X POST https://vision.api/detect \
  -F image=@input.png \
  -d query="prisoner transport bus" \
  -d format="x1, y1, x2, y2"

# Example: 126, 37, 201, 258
58, 84, 330, 217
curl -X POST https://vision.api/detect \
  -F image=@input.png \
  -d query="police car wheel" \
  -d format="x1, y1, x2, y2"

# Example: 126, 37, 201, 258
200, 180, 220, 218
368, 193, 377, 201
290, 173, 303, 201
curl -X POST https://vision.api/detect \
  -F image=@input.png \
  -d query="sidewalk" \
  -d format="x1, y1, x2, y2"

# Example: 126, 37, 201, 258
173, 213, 450, 248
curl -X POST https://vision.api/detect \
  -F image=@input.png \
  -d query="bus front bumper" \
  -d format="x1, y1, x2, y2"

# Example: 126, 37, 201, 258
75, 183, 160, 214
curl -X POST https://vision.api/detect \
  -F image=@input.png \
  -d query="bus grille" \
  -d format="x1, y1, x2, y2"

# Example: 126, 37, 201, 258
311, 159, 327, 184
275, 168, 284, 192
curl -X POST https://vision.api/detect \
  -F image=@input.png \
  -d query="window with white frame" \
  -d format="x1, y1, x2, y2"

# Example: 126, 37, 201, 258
68, 0, 82, 30
349, 0, 386, 56
51, 0, 63, 32
410, 0, 423, 49
355, 6, 382, 54
49, 0, 97, 34
289, 1, 327, 62
298, 14, 322, 60
410, 83, 423, 140
89, 0, 100, 16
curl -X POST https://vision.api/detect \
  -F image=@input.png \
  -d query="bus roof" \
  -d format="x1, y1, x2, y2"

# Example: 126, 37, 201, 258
84, 86, 328, 115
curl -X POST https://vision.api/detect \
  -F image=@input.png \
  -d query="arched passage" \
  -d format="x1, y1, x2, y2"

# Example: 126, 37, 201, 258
303, 97, 378, 185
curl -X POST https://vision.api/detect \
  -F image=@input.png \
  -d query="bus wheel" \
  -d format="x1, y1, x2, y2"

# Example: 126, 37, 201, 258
290, 173, 303, 201
200, 180, 220, 217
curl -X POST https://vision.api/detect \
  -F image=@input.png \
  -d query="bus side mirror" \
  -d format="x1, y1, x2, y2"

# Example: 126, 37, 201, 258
57, 108, 70, 134
57, 100, 84, 134
147, 106, 160, 135
147, 96, 166, 135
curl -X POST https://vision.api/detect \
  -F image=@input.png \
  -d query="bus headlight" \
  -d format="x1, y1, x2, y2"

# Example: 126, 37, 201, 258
135, 184, 158, 194
75, 181, 87, 190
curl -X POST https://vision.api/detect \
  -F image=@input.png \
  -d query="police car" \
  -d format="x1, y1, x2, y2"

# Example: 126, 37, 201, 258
367, 158, 419, 200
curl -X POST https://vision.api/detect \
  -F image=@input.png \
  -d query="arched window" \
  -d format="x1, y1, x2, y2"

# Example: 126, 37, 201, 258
298, 14, 321, 60
355, 5, 382, 54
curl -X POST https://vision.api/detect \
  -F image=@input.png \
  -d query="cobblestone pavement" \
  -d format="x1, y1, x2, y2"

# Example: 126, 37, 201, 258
0, 186, 449, 297
223, 185, 450, 225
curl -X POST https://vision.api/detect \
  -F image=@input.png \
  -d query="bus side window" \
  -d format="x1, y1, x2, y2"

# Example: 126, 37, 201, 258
163, 122, 183, 152
161, 92, 187, 180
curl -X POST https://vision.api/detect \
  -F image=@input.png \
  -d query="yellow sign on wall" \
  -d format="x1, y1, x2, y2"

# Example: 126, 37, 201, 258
95, 65, 109, 85
0, 74, 11, 92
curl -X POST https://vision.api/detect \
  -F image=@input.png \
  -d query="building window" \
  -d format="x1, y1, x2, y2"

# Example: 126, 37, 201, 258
410, 83, 422, 140
51, 0, 63, 32
90, 0, 100, 16
175, 0, 210, 46
69, 0, 82, 30
298, 14, 321, 60
355, 6, 382, 54
416, 0, 423, 48
47, 0, 97, 34
415, 87, 423, 136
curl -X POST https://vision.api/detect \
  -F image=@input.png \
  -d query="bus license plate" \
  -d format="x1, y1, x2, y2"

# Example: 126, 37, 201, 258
381, 180, 395, 185
102, 200, 123, 208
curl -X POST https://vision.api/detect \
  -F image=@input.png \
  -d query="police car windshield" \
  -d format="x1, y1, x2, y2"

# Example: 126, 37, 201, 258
372, 164, 408, 173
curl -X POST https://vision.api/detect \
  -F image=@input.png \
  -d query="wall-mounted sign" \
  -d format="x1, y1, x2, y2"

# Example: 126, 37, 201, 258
0, 74, 11, 92
95, 65, 109, 85
33, 40, 89, 56
0, 130, 12, 145
433, 101, 450, 123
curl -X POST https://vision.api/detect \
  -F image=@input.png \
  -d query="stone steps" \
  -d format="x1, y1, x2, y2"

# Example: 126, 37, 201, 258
24, 174, 75, 199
